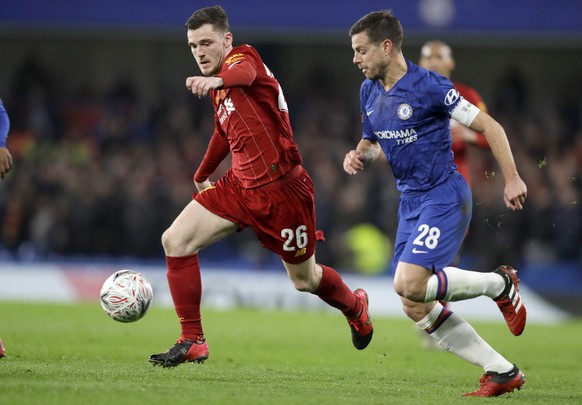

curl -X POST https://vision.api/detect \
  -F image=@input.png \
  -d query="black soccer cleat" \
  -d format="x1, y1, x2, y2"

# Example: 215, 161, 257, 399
148, 338, 209, 368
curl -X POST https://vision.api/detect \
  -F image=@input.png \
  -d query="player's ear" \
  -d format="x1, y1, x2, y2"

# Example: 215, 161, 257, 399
382, 39, 393, 55
224, 32, 233, 47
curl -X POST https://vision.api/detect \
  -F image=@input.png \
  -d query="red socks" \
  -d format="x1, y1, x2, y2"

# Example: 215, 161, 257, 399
166, 257, 358, 340
313, 265, 360, 318
166, 254, 204, 342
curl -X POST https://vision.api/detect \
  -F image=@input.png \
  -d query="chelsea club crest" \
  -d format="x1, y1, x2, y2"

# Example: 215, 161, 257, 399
397, 103, 413, 120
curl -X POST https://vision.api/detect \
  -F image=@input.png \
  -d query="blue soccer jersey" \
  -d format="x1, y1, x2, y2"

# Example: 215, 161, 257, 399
0, 99, 9, 148
359, 61, 473, 272
361, 60, 462, 193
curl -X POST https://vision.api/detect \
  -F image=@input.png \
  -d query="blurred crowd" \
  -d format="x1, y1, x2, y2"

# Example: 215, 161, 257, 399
0, 54, 581, 273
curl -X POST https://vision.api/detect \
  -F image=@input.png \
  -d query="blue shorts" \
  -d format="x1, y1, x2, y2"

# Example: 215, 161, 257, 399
391, 172, 472, 274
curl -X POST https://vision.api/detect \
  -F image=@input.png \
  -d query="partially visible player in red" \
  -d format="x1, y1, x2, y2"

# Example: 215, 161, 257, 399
417, 40, 490, 349
148, 5, 373, 368
419, 40, 490, 186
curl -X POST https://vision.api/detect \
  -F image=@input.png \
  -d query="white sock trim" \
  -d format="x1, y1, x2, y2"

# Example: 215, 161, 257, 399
416, 302, 445, 331
424, 274, 439, 302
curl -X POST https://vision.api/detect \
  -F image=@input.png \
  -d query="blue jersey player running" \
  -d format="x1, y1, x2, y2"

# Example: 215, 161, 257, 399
0, 99, 13, 180
343, 10, 528, 397
0, 98, 12, 359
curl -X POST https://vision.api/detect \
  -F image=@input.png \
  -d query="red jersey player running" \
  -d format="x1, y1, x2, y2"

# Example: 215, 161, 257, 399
419, 40, 490, 186
149, 6, 373, 367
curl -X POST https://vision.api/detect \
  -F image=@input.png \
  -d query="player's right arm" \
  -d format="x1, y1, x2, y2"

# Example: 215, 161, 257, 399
186, 55, 258, 98
343, 139, 381, 175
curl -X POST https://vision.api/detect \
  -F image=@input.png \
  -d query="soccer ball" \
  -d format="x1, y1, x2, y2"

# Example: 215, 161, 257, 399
100, 270, 153, 323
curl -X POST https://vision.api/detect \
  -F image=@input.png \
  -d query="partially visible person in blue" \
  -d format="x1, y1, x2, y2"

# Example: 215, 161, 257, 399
343, 10, 528, 397
0, 98, 11, 359
0, 98, 13, 179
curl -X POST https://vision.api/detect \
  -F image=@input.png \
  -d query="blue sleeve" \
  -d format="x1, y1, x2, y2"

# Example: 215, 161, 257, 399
432, 74, 462, 116
360, 81, 377, 142
0, 100, 9, 147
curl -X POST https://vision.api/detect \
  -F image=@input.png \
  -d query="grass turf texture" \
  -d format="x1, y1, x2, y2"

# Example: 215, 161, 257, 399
1, 302, 581, 404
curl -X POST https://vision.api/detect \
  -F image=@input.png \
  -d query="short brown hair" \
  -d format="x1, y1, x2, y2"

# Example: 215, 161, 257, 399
349, 10, 403, 49
185, 5, 229, 32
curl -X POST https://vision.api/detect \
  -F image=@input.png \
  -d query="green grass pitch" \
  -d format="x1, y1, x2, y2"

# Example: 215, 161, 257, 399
1, 301, 581, 404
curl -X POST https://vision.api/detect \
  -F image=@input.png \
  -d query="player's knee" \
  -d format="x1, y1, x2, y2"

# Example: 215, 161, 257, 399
161, 227, 193, 256
393, 280, 425, 302
161, 229, 176, 255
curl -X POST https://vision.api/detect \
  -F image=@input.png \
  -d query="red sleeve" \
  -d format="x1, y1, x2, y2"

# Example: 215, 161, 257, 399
454, 82, 490, 149
193, 130, 230, 183
216, 60, 257, 88
474, 133, 490, 149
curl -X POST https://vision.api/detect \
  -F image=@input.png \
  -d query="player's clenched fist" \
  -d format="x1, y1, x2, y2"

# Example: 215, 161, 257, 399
186, 76, 224, 98
343, 150, 367, 175
503, 176, 527, 211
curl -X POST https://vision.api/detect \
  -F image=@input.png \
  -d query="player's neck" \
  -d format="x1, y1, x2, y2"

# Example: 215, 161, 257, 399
216, 45, 234, 70
381, 54, 408, 91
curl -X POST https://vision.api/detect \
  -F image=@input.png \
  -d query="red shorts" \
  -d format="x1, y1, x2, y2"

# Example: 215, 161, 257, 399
194, 165, 322, 264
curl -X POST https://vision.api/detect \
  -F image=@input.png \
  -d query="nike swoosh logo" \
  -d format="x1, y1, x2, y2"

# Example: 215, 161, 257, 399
366, 110, 374, 116
412, 248, 428, 254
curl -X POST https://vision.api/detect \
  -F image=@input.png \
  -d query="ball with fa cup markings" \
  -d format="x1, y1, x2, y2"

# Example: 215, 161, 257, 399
100, 270, 153, 323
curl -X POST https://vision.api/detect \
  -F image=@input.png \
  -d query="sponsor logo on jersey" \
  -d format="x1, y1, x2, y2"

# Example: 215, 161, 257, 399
397, 103, 412, 120
224, 97, 235, 112
373, 128, 418, 145
225, 53, 245, 65
214, 89, 226, 105
218, 97, 235, 124
444, 89, 460, 106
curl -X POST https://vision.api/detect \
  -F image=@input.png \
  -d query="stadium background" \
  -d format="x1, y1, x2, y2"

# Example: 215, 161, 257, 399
0, 0, 581, 316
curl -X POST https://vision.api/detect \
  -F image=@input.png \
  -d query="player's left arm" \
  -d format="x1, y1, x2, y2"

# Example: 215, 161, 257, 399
450, 119, 481, 145
455, 87, 489, 149
471, 101, 491, 149
193, 129, 230, 191
452, 101, 527, 211
466, 89, 490, 149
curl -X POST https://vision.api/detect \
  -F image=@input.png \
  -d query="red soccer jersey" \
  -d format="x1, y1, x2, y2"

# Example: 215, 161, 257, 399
452, 81, 490, 184
196, 44, 301, 189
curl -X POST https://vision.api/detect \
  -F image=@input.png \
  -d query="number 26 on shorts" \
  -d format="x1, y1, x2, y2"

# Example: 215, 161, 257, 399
281, 225, 308, 254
